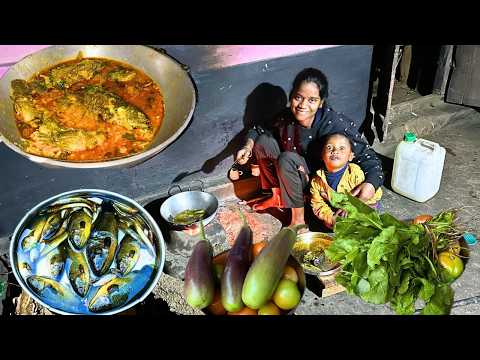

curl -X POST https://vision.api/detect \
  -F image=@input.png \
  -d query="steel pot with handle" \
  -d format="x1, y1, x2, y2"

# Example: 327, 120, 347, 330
160, 180, 219, 230
0, 45, 196, 169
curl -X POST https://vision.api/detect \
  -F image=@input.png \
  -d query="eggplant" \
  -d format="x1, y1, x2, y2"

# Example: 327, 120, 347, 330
221, 210, 253, 312
183, 222, 215, 309
241, 224, 306, 309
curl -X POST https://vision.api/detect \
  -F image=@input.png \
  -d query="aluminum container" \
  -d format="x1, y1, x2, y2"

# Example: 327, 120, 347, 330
9, 189, 166, 315
0, 45, 196, 169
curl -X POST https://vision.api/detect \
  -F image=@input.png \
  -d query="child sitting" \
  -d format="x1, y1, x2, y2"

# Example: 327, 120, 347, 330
310, 132, 382, 229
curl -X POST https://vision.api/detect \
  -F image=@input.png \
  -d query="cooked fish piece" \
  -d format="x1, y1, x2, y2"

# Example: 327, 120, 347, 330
14, 96, 42, 128
53, 94, 99, 131
31, 114, 106, 153
80, 86, 150, 130
56, 129, 106, 152
11, 79, 32, 97
108, 68, 136, 82
44, 59, 105, 89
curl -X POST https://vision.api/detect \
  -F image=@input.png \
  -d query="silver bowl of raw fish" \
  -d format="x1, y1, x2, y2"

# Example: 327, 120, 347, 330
9, 189, 166, 315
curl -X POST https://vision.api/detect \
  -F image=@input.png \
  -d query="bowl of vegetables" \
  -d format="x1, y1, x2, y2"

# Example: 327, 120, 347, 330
160, 180, 218, 230
204, 249, 306, 315
183, 213, 306, 315
292, 231, 341, 277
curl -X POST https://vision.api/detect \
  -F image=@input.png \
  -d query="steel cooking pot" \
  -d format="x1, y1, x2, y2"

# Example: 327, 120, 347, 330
160, 180, 218, 230
9, 189, 166, 315
0, 45, 196, 169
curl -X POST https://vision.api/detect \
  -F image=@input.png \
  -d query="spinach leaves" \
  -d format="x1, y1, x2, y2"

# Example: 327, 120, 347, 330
325, 192, 455, 315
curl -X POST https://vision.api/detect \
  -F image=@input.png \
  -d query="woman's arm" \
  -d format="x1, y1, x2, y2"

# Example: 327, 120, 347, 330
345, 128, 384, 190
236, 110, 285, 165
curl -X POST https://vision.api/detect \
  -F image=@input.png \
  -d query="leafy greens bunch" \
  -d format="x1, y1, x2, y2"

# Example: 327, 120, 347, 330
325, 192, 460, 315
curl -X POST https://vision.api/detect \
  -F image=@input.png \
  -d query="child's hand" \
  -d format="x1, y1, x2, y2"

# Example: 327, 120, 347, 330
351, 182, 376, 203
325, 216, 336, 229
334, 209, 348, 218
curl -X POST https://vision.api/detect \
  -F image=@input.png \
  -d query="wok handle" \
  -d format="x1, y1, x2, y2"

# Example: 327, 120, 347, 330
155, 47, 190, 72
189, 179, 204, 192
167, 184, 183, 196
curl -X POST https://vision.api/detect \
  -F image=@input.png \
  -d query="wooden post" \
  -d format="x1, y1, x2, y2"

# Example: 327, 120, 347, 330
382, 45, 402, 141
433, 45, 454, 97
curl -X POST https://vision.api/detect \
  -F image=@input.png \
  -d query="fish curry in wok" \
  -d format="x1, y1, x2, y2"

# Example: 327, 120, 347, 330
10, 57, 165, 161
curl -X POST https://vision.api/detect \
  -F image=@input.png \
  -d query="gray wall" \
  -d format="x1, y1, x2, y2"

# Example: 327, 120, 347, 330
0, 45, 372, 253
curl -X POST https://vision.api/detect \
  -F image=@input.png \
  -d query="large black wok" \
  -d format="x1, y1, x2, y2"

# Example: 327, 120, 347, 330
0, 45, 196, 169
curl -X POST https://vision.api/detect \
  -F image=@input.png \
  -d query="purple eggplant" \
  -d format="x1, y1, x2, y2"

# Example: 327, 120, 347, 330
183, 222, 215, 309
221, 210, 253, 312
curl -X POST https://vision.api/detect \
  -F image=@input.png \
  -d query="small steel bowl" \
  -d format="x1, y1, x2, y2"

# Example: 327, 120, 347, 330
202, 249, 306, 315
9, 189, 166, 315
160, 181, 218, 230
293, 231, 341, 277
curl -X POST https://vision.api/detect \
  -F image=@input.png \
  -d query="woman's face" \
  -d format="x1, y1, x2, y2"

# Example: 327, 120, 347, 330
290, 81, 324, 126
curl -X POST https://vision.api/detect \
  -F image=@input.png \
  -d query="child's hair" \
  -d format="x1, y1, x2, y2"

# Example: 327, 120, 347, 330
290, 68, 329, 101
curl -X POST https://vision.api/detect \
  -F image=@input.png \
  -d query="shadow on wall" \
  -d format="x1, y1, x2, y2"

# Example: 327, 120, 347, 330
171, 83, 287, 184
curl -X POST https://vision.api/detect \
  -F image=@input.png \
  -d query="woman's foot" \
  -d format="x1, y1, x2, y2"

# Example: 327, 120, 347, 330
252, 194, 283, 211
252, 188, 283, 211
289, 207, 308, 233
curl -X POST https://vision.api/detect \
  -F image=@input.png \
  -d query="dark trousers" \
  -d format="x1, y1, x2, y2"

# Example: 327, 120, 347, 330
253, 134, 310, 208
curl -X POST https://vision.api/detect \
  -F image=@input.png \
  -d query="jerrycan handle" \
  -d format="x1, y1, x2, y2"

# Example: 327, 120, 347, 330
418, 139, 439, 151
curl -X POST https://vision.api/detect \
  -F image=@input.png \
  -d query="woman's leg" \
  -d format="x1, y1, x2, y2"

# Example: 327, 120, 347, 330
276, 152, 310, 226
253, 149, 310, 226
250, 134, 285, 209
252, 134, 281, 190
276, 152, 309, 208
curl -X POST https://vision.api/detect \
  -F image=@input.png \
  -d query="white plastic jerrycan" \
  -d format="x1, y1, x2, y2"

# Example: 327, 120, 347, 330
391, 132, 446, 202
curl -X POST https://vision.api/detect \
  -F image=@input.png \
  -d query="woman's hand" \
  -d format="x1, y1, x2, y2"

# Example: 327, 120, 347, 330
351, 182, 376, 203
297, 165, 309, 182
236, 139, 254, 165
236, 147, 252, 165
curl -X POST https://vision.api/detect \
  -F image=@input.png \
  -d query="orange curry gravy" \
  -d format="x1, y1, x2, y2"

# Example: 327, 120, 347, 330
15, 57, 165, 161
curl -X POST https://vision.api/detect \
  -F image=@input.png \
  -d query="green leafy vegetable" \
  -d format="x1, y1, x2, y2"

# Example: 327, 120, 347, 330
0, 280, 6, 298
326, 191, 463, 315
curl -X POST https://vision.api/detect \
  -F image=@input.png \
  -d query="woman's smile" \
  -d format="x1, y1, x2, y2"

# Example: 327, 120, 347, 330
290, 81, 323, 127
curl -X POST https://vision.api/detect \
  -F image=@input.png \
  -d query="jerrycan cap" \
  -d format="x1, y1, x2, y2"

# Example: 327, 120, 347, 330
404, 132, 417, 143
464, 232, 477, 246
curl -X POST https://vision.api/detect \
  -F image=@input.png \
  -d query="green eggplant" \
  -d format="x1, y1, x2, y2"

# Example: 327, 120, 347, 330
183, 222, 215, 309
241, 224, 306, 309
221, 210, 253, 312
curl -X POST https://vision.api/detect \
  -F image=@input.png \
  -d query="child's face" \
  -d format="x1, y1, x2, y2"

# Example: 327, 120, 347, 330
321, 134, 354, 172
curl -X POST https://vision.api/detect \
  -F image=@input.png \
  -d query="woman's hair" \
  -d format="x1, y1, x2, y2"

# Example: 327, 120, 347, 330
290, 68, 329, 101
